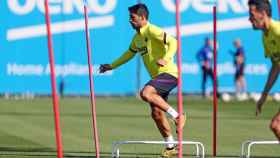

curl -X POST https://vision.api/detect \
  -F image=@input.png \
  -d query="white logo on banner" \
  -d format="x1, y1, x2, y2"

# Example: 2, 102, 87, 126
7, 0, 117, 41
7, 63, 112, 76
8, 0, 116, 15
7, 62, 267, 77
181, 62, 268, 76
161, 0, 248, 13
161, 0, 251, 36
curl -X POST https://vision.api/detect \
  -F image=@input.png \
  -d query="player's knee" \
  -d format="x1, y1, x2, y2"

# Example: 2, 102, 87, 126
140, 90, 148, 101
270, 118, 280, 132
140, 89, 152, 102
270, 121, 277, 132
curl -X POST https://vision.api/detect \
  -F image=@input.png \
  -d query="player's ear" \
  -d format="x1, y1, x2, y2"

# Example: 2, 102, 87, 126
261, 10, 267, 17
140, 15, 145, 21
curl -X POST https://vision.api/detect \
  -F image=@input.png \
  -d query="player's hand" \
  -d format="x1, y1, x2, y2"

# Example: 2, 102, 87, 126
157, 59, 167, 67
256, 94, 267, 117
203, 61, 210, 69
99, 64, 112, 73
237, 55, 244, 64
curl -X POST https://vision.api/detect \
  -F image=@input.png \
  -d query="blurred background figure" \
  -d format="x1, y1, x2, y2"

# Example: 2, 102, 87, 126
230, 38, 247, 100
59, 80, 65, 98
196, 37, 219, 98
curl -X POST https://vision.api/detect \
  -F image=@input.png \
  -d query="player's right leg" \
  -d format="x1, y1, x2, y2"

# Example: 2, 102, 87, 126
202, 68, 207, 97
240, 76, 247, 93
270, 111, 280, 141
150, 105, 172, 138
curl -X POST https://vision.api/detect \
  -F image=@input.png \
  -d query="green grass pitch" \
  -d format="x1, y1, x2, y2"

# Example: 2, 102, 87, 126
0, 96, 279, 157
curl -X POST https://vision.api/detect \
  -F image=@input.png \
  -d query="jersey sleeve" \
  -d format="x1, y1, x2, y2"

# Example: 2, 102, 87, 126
272, 22, 280, 37
110, 38, 137, 69
262, 36, 270, 58
148, 25, 177, 61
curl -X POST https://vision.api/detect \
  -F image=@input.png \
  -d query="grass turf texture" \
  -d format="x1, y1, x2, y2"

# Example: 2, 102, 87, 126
0, 96, 279, 157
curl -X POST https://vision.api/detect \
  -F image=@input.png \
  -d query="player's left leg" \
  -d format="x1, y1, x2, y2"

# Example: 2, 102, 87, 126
270, 111, 280, 141
240, 76, 247, 93
141, 85, 170, 111
140, 85, 185, 129
235, 65, 246, 95
208, 68, 220, 98
140, 73, 185, 129
235, 77, 241, 96
239, 64, 246, 93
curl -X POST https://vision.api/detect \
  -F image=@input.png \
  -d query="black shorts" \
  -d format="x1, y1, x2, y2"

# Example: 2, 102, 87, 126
145, 73, 178, 100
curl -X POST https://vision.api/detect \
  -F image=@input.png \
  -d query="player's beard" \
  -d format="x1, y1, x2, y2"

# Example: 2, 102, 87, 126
252, 23, 258, 30
130, 22, 140, 31
252, 22, 260, 30
252, 18, 264, 30
131, 23, 137, 29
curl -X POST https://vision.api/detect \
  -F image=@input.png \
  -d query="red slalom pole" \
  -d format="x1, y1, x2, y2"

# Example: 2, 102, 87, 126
278, 0, 280, 19
83, 3, 100, 158
175, 0, 183, 158
212, 5, 218, 157
44, 1, 64, 158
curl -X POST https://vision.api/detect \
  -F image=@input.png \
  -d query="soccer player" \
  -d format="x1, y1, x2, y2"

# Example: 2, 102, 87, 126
248, 0, 280, 141
99, 3, 186, 157
230, 39, 247, 98
196, 37, 219, 98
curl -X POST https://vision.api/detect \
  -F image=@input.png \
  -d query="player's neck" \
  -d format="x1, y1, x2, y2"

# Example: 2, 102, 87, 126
263, 17, 272, 34
136, 21, 148, 34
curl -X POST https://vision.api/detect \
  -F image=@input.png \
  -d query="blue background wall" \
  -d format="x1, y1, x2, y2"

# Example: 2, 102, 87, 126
1, 0, 279, 95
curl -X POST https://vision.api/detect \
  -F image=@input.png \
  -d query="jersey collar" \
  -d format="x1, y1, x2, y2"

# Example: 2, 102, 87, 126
139, 22, 150, 35
267, 19, 276, 33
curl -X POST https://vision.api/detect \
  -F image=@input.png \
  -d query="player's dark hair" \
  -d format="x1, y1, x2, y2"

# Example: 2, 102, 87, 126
248, 0, 272, 17
128, 3, 149, 20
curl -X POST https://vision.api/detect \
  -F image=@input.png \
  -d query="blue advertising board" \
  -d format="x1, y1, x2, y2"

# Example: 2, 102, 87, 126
1, 0, 280, 95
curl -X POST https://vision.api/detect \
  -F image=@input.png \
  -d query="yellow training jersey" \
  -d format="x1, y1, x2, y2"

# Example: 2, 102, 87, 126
263, 19, 280, 64
110, 22, 178, 79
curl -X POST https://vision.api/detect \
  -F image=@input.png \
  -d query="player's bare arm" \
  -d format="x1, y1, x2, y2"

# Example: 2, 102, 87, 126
256, 64, 280, 116
156, 59, 167, 67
